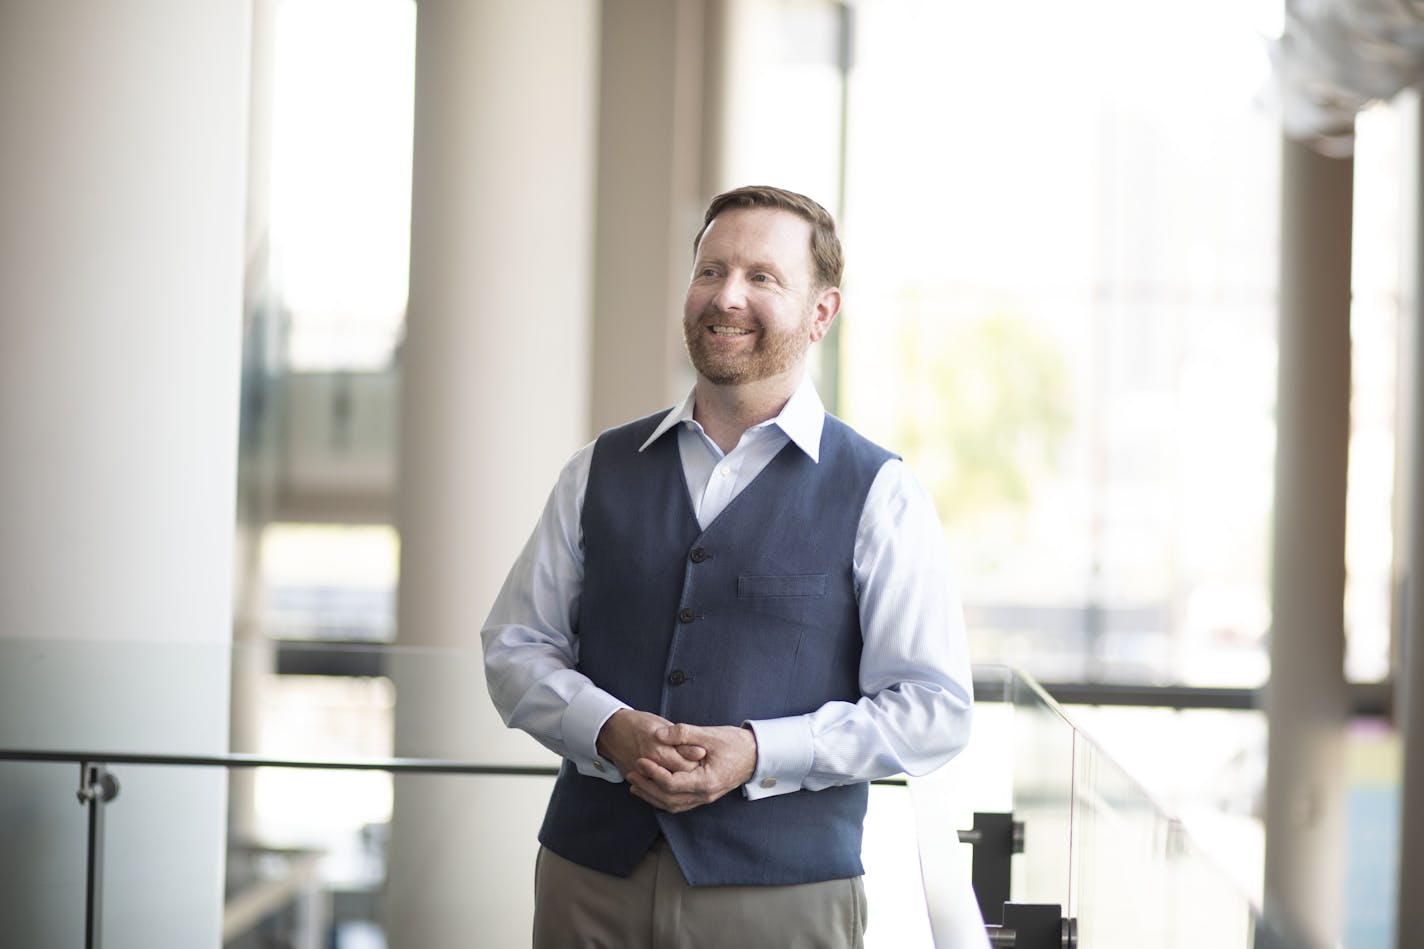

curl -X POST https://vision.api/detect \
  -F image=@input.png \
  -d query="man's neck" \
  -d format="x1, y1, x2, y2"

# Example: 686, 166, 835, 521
692, 370, 802, 455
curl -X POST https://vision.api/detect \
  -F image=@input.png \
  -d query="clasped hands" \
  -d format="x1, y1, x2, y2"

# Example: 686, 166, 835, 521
595, 709, 758, 814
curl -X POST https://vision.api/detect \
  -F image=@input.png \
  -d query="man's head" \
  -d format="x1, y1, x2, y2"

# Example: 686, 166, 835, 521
693, 185, 843, 291
682, 186, 844, 390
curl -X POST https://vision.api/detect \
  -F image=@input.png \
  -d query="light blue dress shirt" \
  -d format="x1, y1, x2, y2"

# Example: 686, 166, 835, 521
481, 376, 973, 800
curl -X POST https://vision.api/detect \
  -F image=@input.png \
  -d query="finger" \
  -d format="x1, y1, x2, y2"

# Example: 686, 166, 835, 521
657, 723, 700, 746
649, 745, 702, 772
635, 757, 676, 782
677, 744, 707, 761
638, 759, 719, 799
628, 772, 689, 813
628, 781, 666, 811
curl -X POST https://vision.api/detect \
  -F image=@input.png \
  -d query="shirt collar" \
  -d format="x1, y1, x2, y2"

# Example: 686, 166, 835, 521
639, 375, 826, 462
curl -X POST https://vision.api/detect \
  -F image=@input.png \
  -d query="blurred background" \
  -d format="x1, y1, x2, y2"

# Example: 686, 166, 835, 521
2, 0, 1419, 947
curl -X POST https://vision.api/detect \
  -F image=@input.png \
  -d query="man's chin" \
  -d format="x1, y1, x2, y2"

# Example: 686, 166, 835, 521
688, 349, 747, 386
695, 366, 748, 387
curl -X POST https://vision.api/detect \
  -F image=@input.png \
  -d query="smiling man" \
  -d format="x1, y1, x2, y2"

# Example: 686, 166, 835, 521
482, 185, 973, 949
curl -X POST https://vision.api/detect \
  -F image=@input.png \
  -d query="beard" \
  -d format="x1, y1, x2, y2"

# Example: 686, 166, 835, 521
682, 306, 813, 386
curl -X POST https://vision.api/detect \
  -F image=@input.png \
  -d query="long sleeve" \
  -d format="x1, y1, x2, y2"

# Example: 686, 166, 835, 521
743, 458, 974, 798
480, 443, 629, 782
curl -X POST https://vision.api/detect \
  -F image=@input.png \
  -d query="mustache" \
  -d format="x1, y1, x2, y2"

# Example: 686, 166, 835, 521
691, 307, 759, 330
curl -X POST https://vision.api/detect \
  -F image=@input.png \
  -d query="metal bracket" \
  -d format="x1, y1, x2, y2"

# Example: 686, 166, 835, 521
957, 811, 1025, 924
985, 903, 1078, 949
77, 762, 120, 806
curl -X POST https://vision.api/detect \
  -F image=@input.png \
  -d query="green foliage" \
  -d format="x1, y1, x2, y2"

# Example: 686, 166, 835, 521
895, 308, 1073, 528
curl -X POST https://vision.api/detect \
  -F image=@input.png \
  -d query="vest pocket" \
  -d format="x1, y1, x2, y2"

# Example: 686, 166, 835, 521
737, 574, 828, 597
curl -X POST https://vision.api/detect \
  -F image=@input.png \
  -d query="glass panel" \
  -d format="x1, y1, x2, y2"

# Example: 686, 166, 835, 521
1070, 736, 1258, 947
0, 761, 86, 949
104, 764, 228, 949
1008, 669, 1076, 909
0, 637, 232, 756
3, 646, 1314, 948
909, 666, 1306, 946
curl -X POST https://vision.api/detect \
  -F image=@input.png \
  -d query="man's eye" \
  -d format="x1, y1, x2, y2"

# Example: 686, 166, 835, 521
751, 273, 770, 282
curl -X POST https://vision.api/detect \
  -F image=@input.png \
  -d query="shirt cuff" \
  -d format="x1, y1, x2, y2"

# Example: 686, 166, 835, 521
742, 716, 814, 800
561, 687, 629, 782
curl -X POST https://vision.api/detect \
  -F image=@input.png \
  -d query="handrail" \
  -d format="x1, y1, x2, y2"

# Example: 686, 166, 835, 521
0, 748, 559, 775
0, 748, 909, 784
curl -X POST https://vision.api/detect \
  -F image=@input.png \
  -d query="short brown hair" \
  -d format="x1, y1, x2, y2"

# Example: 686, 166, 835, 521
693, 185, 843, 290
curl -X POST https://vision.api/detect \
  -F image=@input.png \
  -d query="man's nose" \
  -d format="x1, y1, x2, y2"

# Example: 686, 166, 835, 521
712, 272, 749, 310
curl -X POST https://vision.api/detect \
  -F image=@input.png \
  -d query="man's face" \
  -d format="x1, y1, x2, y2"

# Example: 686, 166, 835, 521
682, 207, 838, 388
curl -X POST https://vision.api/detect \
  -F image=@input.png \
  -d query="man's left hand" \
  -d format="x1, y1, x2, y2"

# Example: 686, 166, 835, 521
626, 723, 758, 814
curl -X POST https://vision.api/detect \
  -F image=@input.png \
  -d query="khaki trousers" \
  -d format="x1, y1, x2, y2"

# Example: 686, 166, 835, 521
532, 840, 867, 949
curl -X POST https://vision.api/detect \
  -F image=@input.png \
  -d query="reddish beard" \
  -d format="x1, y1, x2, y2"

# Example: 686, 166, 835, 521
683, 307, 811, 385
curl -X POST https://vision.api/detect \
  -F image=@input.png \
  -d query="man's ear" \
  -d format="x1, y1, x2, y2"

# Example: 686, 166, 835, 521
808, 287, 841, 343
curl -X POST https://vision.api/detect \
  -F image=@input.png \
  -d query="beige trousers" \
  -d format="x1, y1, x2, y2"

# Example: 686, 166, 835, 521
532, 840, 867, 949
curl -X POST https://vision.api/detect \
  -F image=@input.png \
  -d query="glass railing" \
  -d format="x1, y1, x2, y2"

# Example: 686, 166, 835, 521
919, 664, 1313, 948
0, 640, 1310, 948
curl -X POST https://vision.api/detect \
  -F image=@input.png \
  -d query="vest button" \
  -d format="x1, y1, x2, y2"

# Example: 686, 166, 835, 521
678, 608, 696, 623
690, 547, 708, 563
668, 670, 687, 686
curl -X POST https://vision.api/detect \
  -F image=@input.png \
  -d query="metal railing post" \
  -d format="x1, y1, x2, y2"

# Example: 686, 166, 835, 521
76, 762, 120, 949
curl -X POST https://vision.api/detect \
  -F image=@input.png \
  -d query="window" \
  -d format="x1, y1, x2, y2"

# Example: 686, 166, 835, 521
840, 0, 1285, 687
270, 0, 416, 371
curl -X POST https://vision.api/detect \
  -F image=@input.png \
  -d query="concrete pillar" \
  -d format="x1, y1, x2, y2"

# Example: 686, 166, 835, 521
0, 3, 249, 948
387, 2, 597, 945
590, 0, 709, 431
1397, 90, 1424, 949
701, 0, 755, 195
1264, 134, 1353, 948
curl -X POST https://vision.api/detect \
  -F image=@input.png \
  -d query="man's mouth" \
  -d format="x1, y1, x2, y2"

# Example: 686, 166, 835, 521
709, 325, 754, 337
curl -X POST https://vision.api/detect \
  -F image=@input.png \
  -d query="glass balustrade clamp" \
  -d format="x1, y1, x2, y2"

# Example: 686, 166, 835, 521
957, 811, 1024, 925
984, 903, 1077, 949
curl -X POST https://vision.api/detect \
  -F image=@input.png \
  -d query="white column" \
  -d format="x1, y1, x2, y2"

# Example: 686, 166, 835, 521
229, 0, 280, 844
387, 2, 597, 945
590, 0, 709, 431
1397, 90, 1424, 949
1264, 134, 1352, 948
0, 3, 249, 948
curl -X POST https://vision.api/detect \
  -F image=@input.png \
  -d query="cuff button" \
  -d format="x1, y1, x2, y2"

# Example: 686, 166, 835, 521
760, 777, 778, 789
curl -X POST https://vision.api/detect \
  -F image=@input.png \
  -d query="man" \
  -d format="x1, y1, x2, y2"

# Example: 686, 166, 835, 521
482, 185, 972, 948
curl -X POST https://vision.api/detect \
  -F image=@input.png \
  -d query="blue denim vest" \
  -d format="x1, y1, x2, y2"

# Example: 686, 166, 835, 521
537, 410, 894, 886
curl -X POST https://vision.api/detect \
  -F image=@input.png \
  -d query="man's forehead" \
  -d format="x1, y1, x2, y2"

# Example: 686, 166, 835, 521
696, 207, 814, 258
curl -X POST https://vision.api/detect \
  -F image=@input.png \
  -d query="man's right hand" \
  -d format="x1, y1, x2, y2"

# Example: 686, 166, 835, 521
596, 709, 706, 777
